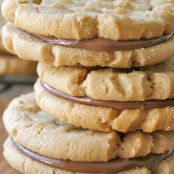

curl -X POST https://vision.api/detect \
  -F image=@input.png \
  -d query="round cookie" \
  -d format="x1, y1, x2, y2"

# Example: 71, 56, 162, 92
3, 138, 174, 174
0, 55, 36, 75
3, 93, 174, 173
3, 92, 174, 160
3, 23, 174, 68
35, 80, 174, 133
37, 57, 174, 101
0, 0, 36, 76
2, 0, 174, 40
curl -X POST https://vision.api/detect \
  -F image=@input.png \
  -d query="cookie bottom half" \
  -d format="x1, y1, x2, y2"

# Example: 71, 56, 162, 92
35, 80, 174, 133
4, 93, 174, 161
3, 23, 174, 69
3, 138, 174, 174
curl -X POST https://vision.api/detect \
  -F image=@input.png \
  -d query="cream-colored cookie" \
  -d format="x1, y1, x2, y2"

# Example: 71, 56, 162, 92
0, 1, 36, 75
0, 55, 36, 75
3, 138, 153, 174
0, 30, 7, 54
37, 58, 174, 101
4, 138, 174, 174
35, 80, 174, 133
3, 93, 174, 161
2, 0, 174, 40
0, 0, 10, 54
1, 0, 41, 23
0, 7, 7, 54
3, 23, 174, 68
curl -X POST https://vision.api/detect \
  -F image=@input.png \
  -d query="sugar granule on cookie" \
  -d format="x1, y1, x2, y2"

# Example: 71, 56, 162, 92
2, 0, 174, 174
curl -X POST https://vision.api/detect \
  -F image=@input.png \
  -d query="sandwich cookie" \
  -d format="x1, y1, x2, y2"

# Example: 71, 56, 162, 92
2, 0, 174, 68
37, 57, 174, 102
0, 55, 36, 75
2, 1, 174, 174
35, 80, 174, 133
34, 57, 174, 133
3, 93, 174, 174
0, 0, 36, 76
3, 138, 174, 174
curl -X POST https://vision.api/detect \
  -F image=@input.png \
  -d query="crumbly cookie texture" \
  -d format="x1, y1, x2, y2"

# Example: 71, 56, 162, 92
3, 138, 152, 174
1, 0, 41, 22
2, 0, 174, 40
35, 80, 174, 133
37, 58, 174, 101
0, 55, 36, 75
0, 1, 8, 54
0, 1, 36, 75
0, 29, 8, 54
3, 93, 174, 161
4, 138, 174, 174
3, 23, 174, 68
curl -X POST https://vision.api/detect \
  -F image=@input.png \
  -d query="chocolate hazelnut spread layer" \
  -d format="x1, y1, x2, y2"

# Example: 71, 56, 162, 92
4, 23, 174, 69
33, 32, 173, 52
41, 81, 174, 110
12, 138, 173, 174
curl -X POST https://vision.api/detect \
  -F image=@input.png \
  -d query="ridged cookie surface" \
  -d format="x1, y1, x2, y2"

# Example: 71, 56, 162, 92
0, 1, 36, 75
2, 0, 174, 40
35, 80, 174, 133
37, 58, 174, 101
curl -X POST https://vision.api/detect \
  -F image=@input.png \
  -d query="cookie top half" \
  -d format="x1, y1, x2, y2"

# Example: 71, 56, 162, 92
37, 56, 174, 102
2, 0, 174, 40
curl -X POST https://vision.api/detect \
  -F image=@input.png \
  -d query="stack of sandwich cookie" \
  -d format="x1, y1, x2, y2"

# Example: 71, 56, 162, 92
2, 0, 174, 173
0, 1, 36, 76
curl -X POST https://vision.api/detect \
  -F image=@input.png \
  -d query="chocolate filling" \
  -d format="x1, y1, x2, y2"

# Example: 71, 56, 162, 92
33, 32, 173, 52
41, 81, 174, 110
12, 138, 173, 173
